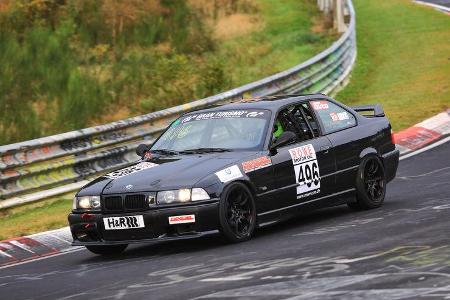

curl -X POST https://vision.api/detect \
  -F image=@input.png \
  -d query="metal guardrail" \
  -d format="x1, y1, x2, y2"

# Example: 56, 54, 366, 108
0, 0, 356, 208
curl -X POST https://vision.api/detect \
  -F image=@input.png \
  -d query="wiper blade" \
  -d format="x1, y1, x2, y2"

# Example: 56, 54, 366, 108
150, 149, 179, 155
180, 148, 231, 154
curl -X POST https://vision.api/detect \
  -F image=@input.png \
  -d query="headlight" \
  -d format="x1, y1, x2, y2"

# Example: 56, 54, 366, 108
73, 196, 101, 210
157, 188, 209, 204
191, 188, 210, 201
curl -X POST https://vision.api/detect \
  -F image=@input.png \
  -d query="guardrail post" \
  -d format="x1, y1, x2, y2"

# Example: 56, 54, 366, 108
318, 0, 333, 13
334, 0, 347, 33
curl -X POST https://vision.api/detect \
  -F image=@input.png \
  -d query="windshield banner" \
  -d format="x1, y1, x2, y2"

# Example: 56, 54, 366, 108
181, 110, 268, 124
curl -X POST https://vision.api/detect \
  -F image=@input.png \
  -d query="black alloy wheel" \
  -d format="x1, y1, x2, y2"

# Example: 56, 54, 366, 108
348, 156, 386, 210
364, 159, 385, 202
219, 182, 256, 242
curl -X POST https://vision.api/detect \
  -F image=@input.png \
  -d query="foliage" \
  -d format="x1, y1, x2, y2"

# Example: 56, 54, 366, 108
0, 0, 330, 144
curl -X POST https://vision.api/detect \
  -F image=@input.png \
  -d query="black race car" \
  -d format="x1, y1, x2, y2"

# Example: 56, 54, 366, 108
69, 94, 399, 255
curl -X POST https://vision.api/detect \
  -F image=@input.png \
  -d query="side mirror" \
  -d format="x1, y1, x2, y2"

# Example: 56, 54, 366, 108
270, 131, 297, 151
136, 144, 150, 157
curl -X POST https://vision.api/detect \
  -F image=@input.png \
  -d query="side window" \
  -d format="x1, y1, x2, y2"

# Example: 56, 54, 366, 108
290, 105, 314, 140
310, 100, 356, 134
273, 109, 298, 141
273, 106, 314, 142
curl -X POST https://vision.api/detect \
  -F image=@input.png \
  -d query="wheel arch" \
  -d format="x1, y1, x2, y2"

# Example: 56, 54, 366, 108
359, 147, 388, 171
227, 179, 258, 201
359, 147, 378, 160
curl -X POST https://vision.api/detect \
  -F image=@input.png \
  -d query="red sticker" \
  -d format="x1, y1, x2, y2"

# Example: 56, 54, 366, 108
330, 112, 339, 121
242, 156, 272, 173
169, 215, 195, 225
311, 101, 329, 110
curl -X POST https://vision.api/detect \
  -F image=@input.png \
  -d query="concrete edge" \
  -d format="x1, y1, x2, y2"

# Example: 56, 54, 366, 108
414, 0, 450, 14
0, 110, 449, 268
0, 226, 80, 268
393, 110, 450, 156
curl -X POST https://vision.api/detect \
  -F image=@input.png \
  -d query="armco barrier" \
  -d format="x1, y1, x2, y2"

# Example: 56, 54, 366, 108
0, 0, 356, 208
1, 113, 449, 267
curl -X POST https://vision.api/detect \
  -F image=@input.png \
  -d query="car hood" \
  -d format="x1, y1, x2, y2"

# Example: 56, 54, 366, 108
78, 152, 256, 195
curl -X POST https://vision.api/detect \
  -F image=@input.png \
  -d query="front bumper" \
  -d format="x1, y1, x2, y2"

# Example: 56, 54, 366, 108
69, 200, 219, 246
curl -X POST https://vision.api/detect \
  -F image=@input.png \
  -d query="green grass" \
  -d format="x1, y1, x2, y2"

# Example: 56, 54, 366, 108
220, 0, 335, 85
0, 196, 72, 240
336, 0, 450, 131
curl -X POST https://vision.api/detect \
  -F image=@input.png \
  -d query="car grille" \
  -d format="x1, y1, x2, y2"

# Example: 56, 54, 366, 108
104, 196, 123, 211
124, 194, 146, 210
103, 194, 148, 212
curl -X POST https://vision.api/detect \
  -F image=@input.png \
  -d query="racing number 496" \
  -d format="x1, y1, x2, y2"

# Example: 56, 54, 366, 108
296, 160, 320, 188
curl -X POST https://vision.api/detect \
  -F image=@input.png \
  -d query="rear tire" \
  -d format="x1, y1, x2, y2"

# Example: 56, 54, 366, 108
85, 244, 128, 255
219, 182, 257, 243
348, 156, 386, 210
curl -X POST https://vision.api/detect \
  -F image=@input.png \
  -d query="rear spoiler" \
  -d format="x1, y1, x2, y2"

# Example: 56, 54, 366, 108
351, 104, 385, 117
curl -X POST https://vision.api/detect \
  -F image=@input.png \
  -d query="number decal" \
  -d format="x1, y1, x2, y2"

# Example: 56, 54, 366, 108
289, 144, 321, 199
294, 160, 320, 194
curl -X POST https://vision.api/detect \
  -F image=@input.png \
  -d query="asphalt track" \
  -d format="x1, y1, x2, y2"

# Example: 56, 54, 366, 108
1, 141, 449, 299
419, 0, 450, 8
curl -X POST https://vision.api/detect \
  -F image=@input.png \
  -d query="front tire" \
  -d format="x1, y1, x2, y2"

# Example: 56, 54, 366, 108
348, 156, 386, 210
85, 244, 128, 255
219, 182, 257, 243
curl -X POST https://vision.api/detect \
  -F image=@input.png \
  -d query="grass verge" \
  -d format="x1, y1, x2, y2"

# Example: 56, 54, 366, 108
219, 0, 336, 86
336, 0, 450, 130
0, 195, 72, 240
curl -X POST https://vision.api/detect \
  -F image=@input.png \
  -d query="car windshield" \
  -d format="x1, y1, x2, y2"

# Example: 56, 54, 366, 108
151, 109, 271, 152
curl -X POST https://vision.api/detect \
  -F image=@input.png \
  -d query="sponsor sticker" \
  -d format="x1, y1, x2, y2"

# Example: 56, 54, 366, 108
242, 156, 272, 173
169, 214, 196, 225
288, 144, 316, 164
103, 215, 145, 230
330, 112, 349, 122
289, 144, 321, 199
338, 112, 349, 120
311, 101, 329, 110
215, 165, 243, 183
245, 111, 265, 118
330, 112, 339, 122
104, 162, 158, 179
181, 110, 267, 124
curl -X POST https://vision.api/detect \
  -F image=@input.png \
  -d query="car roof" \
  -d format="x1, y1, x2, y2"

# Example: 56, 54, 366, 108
184, 93, 330, 115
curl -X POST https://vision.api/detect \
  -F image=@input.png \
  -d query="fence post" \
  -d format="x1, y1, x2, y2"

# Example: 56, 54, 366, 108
334, 0, 347, 33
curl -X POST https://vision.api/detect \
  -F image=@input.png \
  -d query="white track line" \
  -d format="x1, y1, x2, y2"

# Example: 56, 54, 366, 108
414, 0, 450, 13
